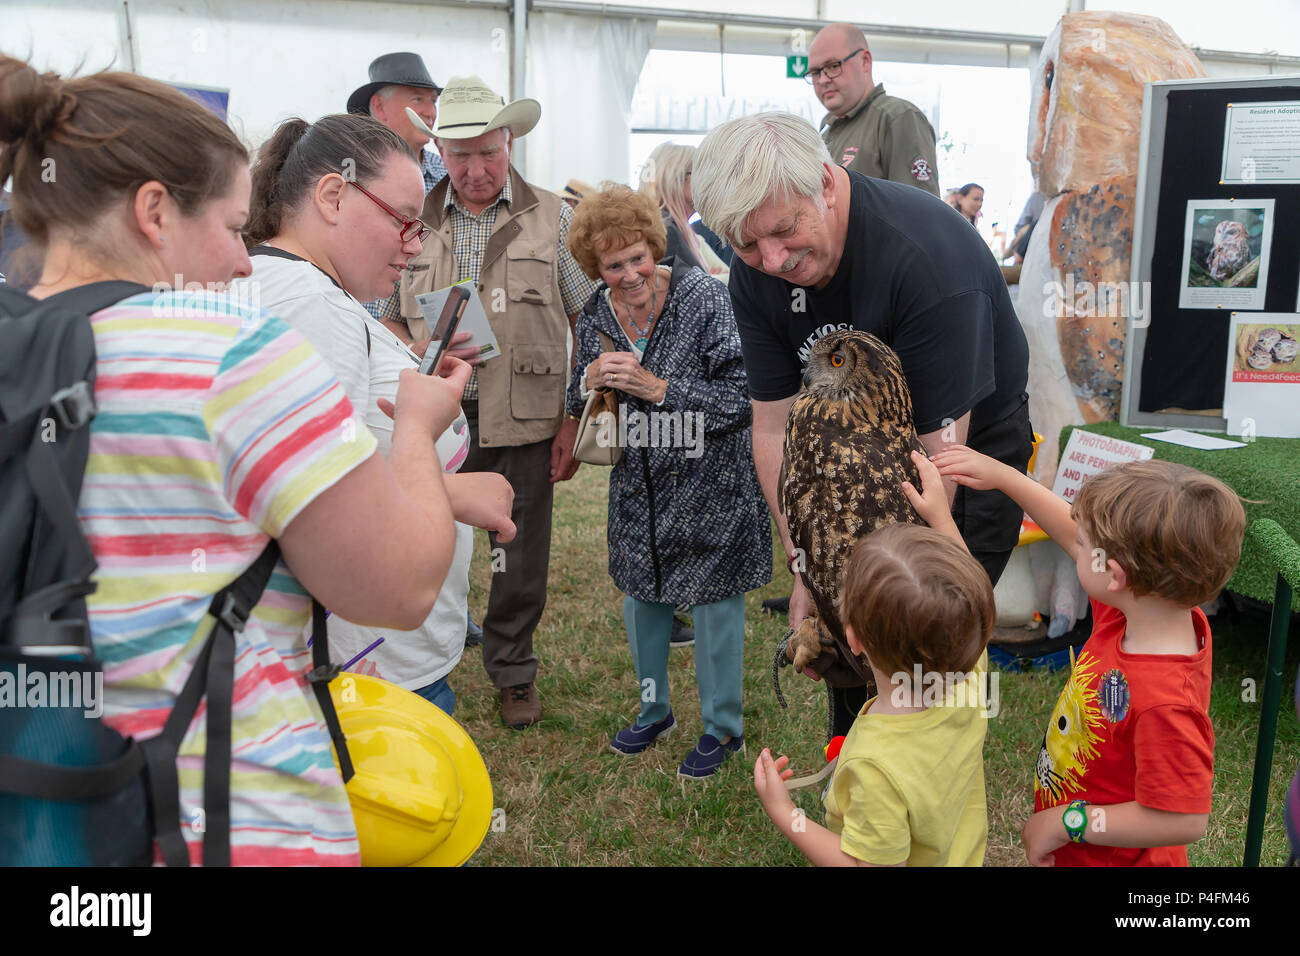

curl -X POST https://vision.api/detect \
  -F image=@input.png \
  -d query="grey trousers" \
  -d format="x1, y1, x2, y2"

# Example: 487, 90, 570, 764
460, 402, 554, 689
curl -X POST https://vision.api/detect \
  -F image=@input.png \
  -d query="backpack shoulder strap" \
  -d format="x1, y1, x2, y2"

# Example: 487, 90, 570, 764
0, 280, 150, 320
138, 541, 354, 867
139, 541, 283, 867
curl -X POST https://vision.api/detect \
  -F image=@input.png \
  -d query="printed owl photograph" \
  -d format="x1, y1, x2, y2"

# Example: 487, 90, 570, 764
1185, 206, 1266, 289
1232, 323, 1300, 375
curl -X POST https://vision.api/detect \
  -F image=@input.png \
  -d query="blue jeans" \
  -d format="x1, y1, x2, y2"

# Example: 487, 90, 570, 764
411, 675, 455, 716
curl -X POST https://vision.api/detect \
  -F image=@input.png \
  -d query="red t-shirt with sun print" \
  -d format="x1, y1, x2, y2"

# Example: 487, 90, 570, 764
1032, 598, 1215, 866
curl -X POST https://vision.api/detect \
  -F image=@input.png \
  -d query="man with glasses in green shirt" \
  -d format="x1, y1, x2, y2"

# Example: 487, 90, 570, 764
808, 23, 941, 198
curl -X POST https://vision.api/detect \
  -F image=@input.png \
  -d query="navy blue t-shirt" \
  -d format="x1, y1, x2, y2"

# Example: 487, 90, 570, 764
728, 171, 1028, 435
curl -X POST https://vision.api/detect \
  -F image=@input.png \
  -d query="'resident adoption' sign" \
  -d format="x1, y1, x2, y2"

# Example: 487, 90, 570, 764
1052, 430, 1155, 502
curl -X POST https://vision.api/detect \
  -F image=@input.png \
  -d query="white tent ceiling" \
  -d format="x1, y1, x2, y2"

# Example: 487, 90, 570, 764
4, 0, 1293, 191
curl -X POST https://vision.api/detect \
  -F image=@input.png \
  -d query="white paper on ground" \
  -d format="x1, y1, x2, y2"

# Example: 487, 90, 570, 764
1139, 429, 1246, 450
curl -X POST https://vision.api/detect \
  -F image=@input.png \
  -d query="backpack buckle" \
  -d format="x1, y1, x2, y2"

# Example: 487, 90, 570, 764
305, 662, 342, 685
213, 592, 251, 633
49, 381, 96, 431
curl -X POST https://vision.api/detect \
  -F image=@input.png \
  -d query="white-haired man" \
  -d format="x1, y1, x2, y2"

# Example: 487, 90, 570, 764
398, 76, 596, 730
808, 23, 940, 196
694, 111, 1031, 734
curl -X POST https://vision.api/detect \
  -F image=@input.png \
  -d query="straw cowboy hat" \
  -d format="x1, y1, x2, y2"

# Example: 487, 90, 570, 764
347, 52, 441, 116
562, 179, 596, 203
404, 75, 540, 141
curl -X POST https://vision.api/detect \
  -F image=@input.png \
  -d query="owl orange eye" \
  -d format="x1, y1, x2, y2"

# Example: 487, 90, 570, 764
830, 353, 844, 367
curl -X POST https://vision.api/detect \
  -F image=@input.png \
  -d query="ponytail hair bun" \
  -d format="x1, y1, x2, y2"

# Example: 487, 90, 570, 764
0, 55, 248, 249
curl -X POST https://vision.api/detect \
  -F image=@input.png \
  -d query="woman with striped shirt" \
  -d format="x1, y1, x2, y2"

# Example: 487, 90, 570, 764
0, 55, 469, 865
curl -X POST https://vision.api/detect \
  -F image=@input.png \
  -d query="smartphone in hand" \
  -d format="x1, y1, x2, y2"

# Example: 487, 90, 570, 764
418, 285, 471, 375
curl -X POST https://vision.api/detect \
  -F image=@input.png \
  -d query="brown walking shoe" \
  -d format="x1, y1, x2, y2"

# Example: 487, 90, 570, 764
501, 682, 541, 729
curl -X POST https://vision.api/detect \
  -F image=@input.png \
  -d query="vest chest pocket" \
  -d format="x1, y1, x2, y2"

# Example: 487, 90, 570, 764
505, 243, 554, 306
509, 344, 566, 420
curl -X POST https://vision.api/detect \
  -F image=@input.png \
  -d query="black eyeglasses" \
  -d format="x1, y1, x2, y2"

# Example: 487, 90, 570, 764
348, 181, 430, 243
805, 48, 865, 84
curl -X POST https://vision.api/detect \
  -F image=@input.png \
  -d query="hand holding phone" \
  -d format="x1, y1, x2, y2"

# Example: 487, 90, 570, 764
419, 285, 472, 376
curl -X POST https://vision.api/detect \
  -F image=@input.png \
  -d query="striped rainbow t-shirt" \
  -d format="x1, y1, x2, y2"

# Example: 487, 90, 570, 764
79, 289, 377, 866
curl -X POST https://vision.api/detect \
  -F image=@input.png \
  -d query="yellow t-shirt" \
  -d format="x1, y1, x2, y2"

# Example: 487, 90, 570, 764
823, 654, 990, 866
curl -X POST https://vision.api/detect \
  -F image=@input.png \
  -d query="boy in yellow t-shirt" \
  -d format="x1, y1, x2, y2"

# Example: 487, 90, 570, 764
755, 452, 994, 866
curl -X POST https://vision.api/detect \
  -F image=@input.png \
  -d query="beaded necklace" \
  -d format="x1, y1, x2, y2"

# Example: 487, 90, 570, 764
617, 271, 660, 352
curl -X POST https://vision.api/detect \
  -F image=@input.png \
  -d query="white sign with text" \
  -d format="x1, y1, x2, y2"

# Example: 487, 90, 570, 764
1052, 430, 1155, 502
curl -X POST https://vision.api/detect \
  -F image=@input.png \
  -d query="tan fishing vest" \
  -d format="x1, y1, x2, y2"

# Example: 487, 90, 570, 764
399, 168, 571, 448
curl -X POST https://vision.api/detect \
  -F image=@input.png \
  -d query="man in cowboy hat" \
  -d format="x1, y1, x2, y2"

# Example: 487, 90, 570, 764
399, 76, 596, 730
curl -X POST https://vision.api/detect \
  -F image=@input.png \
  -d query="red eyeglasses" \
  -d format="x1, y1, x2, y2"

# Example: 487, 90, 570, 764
348, 181, 430, 243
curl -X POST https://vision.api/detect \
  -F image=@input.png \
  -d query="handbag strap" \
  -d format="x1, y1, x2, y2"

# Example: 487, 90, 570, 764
596, 330, 616, 353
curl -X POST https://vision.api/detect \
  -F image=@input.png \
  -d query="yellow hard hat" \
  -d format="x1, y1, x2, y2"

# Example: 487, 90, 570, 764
328, 673, 493, 867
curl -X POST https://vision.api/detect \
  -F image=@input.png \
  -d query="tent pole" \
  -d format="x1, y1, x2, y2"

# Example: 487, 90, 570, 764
512, 0, 527, 175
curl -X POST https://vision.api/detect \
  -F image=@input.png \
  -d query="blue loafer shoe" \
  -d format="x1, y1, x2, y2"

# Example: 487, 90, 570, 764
610, 710, 676, 756
678, 733, 745, 779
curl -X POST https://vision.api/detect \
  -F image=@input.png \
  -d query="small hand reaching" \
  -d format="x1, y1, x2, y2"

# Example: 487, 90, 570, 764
753, 748, 797, 826
929, 444, 1009, 492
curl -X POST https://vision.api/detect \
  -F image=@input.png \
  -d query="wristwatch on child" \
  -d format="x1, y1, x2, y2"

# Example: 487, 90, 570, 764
1062, 799, 1089, 843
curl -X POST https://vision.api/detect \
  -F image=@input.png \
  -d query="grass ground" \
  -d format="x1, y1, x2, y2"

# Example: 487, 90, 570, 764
453, 464, 1299, 867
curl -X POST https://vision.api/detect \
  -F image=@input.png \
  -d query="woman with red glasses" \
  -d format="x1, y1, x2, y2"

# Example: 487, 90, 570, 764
242, 114, 513, 719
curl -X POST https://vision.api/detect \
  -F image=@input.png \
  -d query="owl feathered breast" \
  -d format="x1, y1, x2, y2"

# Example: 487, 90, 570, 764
779, 330, 926, 679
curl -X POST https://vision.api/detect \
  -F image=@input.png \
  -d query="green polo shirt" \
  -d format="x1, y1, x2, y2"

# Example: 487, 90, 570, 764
821, 84, 941, 197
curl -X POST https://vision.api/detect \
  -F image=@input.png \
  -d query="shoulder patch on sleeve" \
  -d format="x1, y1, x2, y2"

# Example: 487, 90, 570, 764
910, 157, 933, 182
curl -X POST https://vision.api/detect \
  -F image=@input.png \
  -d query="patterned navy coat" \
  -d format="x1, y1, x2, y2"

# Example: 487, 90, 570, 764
566, 258, 772, 606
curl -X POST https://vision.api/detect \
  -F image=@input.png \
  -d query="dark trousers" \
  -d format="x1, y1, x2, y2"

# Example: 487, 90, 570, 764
461, 402, 555, 689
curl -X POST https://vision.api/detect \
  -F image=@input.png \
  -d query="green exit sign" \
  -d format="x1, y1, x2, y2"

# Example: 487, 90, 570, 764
787, 55, 808, 78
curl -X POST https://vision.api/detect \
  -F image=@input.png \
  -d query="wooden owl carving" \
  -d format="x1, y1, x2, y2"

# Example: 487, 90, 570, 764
778, 330, 926, 694
1207, 221, 1252, 281
1020, 10, 1205, 486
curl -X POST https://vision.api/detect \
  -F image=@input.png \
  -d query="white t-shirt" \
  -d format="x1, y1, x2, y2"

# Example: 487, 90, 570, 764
246, 252, 472, 690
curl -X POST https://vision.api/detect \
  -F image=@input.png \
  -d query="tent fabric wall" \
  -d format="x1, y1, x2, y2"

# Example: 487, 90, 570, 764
6, 0, 510, 154
525, 11, 655, 194
5, 0, 1298, 186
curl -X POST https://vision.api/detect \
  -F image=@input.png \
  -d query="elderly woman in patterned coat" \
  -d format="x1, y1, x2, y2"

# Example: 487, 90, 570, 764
566, 184, 771, 780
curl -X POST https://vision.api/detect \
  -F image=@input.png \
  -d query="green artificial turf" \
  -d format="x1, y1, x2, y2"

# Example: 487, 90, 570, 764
1060, 423, 1300, 611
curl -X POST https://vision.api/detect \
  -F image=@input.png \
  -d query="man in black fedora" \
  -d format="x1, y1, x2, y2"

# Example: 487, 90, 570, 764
348, 52, 447, 195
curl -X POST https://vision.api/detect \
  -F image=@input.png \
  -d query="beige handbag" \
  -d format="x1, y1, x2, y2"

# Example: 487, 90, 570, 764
572, 331, 623, 466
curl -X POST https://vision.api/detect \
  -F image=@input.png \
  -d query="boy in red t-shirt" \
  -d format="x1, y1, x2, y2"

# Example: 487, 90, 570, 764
931, 448, 1246, 866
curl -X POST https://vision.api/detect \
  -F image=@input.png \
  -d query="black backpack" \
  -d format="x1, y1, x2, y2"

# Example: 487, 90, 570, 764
0, 282, 353, 866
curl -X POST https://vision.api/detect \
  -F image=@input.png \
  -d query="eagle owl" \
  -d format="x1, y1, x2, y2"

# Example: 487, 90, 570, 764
1207, 221, 1252, 281
778, 330, 926, 699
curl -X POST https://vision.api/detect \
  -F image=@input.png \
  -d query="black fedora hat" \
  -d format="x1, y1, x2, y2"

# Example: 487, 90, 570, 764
347, 52, 441, 115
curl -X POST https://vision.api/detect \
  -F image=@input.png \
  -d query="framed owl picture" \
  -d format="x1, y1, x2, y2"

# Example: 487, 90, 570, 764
1177, 197, 1274, 310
